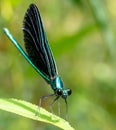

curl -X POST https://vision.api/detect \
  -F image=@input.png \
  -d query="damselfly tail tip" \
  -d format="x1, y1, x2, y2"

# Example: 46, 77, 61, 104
3, 27, 9, 34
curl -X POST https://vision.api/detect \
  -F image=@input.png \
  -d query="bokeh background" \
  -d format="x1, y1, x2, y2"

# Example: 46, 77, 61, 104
0, 0, 116, 130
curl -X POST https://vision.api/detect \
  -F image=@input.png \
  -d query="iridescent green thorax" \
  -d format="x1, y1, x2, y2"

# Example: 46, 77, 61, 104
51, 76, 63, 90
51, 76, 72, 99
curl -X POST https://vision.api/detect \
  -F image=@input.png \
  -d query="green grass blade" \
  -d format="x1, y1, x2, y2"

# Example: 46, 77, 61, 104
88, 0, 116, 60
0, 98, 74, 130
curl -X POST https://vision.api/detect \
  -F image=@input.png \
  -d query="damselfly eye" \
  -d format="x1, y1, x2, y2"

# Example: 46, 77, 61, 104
56, 89, 62, 95
67, 89, 72, 96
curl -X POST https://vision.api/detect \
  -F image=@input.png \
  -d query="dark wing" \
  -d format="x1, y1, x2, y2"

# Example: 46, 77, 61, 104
23, 4, 58, 81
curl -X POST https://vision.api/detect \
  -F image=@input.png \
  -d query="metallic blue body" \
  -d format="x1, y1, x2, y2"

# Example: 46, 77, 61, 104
3, 28, 71, 99
3, 4, 72, 111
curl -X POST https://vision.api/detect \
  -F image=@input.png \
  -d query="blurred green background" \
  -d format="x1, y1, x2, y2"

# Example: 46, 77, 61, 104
0, 0, 116, 130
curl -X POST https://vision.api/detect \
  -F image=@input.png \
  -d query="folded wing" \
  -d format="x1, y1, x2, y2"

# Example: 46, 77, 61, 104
23, 4, 58, 82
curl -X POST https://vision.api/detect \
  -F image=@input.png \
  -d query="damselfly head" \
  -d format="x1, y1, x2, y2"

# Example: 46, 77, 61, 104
61, 88, 72, 99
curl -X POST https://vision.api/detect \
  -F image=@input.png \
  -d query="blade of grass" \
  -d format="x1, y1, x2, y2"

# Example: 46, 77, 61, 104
0, 98, 75, 130
88, 0, 116, 60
